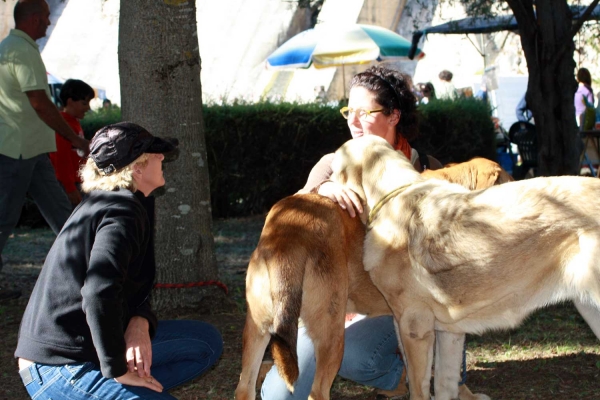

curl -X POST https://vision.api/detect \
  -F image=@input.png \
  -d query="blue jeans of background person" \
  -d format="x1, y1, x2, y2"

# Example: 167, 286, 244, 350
0, 154, 71, 271
19, 320, 223, 400
261, 315, 468, 399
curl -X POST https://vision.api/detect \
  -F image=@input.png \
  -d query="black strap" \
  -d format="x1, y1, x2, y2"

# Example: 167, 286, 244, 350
417, 150, 430, 171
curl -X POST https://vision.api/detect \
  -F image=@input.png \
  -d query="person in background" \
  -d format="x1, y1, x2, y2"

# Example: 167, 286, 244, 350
515, 93, 533, 123
436, 69, 458, 100
15, 122, 223, 400
0, 0, 88, 293
103, 98, 112, 109
596, 90, 600, 118
418, 82, 436, 104
574, 67, 595, 130
49, 79, 94, 207
474, 84, 488, 104
261, 66, 485, 400
314, 86, 327, 103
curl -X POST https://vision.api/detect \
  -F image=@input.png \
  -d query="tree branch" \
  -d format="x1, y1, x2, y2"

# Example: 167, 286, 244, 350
505, 0, 536, 27
571, 0, 600, 37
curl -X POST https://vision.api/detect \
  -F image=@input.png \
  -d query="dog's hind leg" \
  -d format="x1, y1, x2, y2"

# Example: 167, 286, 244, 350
306, 317, 345, 400
574, 299, 600, 339
302, 278, 347, 400
235, 311, 272, 400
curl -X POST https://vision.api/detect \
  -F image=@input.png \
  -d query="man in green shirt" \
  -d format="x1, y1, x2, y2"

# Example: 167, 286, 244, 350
0, 0, 89, 298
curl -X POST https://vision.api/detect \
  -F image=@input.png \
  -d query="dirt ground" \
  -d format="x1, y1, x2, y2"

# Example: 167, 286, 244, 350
1, 216, 600, 400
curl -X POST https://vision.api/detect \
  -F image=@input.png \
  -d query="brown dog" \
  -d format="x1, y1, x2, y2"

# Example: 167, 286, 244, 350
235, 156, 511, 400
330, 135, 600, 400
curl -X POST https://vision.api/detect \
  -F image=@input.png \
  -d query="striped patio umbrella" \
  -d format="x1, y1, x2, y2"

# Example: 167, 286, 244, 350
47, 71, 64, 84
266, 24, 424, 98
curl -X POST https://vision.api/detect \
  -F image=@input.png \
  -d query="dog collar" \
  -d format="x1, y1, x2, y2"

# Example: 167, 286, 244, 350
367, 183, 413, 225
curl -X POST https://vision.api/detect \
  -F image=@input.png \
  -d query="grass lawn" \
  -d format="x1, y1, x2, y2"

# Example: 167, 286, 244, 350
1, 220, 599, 399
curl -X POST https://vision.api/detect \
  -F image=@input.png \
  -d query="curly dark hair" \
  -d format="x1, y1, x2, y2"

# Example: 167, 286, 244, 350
350, 65, 419, 142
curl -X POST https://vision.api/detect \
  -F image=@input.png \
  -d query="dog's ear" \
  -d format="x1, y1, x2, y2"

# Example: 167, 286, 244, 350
330, 151, 347, 184
476, 167, 500, 189
337, 166, 367, 206
497, 168, 515, 183
331, 147, 368, 212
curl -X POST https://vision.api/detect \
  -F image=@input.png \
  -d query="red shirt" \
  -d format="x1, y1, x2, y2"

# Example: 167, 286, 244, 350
49, 112, 85, 193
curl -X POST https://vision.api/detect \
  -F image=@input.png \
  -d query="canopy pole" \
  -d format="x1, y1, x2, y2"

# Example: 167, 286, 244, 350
466, 34, 485, 58
342, 62, 347, 101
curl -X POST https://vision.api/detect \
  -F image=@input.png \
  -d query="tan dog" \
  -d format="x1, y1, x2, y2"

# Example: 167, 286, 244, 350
330, 135, 600, 400
422, 157, 513, 190
235, 156, 510, 400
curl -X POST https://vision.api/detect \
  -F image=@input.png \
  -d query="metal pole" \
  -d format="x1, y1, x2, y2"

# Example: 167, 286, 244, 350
342, 63, 347, 101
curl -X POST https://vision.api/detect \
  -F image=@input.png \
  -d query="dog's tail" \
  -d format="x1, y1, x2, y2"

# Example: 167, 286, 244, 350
269, 249, 306, 390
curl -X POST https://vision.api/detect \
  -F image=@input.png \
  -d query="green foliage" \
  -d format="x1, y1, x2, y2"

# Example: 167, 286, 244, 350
80, 106, 123, 139
413, 97, 496, 165
204, 102, 349, 217
205, 99, 496, 218
73, 100, 495, 219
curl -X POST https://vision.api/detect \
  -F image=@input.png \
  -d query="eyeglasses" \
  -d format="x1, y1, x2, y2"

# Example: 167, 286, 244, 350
339, 107, 384, 120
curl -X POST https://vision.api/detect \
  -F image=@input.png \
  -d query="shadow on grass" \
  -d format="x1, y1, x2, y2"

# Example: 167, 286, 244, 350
467, 353, 600, 399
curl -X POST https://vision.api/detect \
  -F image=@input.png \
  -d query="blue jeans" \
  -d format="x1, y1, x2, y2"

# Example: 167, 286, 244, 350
19, 320, 223, 399
0, 154, 72, 271
261, 315, 468, 399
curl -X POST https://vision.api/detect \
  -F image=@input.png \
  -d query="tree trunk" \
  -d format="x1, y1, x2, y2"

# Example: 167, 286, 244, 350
119, 0, 221, 311
508, 0, 579, 176
393, 0, 439, 77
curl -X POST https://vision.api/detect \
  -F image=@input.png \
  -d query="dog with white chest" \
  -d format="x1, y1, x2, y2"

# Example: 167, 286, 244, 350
331, 135, 600, 400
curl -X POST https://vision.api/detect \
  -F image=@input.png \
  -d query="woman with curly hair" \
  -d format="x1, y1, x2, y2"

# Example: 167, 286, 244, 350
260, 66, 484, 400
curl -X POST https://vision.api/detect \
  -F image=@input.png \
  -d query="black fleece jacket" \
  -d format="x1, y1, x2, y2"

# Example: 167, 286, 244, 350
15, 188, 158, 378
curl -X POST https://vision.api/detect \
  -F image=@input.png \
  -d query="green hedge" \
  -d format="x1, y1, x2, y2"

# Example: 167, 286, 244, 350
412, 98, 497, 165
78, 99, 495, 218
81, 106, 123, 139
205, 102, 349, 217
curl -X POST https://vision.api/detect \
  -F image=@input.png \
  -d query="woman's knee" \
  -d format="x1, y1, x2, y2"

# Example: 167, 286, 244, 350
339, 316, 402, 383
154, 320, 223, 363
261, 328, 316, 400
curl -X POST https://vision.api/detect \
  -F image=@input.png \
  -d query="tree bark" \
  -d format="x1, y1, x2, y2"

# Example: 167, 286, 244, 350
507, 0, 579, 176
119, 0, 221, 311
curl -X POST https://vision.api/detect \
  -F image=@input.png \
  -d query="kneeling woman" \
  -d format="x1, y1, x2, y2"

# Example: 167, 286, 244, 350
15, 122, 223, 400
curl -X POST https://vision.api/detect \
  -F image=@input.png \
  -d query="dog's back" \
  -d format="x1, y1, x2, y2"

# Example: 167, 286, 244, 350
237, 193, 363, 399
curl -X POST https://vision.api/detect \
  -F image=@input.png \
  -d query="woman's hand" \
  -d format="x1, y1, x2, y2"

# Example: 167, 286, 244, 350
114, 371, 163, 393
124, 316, 152, 377
317, 181, 363, 218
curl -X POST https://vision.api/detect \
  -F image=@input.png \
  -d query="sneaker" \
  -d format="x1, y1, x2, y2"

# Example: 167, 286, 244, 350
0, 287, 21, 301
376, 368, 408, 399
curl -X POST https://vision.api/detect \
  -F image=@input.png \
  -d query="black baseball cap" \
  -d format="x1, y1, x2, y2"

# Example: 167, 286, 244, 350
89, 122, 178, 175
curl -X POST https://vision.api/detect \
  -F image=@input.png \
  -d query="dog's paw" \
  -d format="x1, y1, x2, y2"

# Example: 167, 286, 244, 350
458, 384, 491, 400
